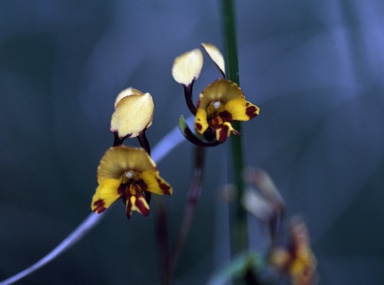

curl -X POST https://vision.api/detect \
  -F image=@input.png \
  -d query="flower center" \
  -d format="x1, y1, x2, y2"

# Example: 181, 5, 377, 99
213, 101, 221, 109
119, 170, 144, 196
207, 100, 223, 116
206, 100, 232, 129
122, 170, 140, 182
125, 171, 133, 179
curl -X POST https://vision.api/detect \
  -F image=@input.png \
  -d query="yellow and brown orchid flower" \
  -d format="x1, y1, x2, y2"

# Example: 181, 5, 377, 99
269, 218, 318, 285
195, 78, 259, 142
172, 43, 259, 144
91, 146, 172, 219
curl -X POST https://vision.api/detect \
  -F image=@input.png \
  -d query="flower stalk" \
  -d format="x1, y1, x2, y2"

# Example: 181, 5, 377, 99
171, 146, 205, 275
156, 201, 171, 285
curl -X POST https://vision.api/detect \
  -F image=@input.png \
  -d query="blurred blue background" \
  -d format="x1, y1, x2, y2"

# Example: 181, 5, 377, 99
1, 1, 384, 284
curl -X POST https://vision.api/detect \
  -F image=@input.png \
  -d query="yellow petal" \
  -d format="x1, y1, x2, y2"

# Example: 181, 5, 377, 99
194, 108, 209, 135
111, 92, 154, 139
97, 146, 157, 183
224, 98, 260, 121
91, 178, 121, 213
198, 79, 244, 109
172, 48, 203, 86
201, 43, 225, 77
114, 87, 144, 108
141, 170, 173, 195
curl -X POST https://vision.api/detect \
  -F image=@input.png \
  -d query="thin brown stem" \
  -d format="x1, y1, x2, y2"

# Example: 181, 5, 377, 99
113, 133, 123, 146
156, 202, 171, 285
184, 83, 197, 115
170, 146, 205, 276
137, 129, 151, 155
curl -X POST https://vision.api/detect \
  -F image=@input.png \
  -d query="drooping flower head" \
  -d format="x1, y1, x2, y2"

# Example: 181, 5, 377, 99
91, 146, 172, 218
172, 43, 260, 144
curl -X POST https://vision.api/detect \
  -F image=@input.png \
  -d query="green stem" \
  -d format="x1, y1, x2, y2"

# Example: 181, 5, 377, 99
222, 0, 239, 85
222, 0, 248, 254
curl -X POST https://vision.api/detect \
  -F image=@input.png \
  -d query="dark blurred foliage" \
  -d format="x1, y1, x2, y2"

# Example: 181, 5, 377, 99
1, 1, 384, 284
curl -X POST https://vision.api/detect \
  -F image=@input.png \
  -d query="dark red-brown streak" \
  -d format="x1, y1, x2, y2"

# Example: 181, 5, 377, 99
93, 199, 106, 213
246, 105, 258, 119
156, 178, 172, 195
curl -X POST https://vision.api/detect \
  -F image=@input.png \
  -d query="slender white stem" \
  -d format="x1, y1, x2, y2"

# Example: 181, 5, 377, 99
0, 117, 192, 285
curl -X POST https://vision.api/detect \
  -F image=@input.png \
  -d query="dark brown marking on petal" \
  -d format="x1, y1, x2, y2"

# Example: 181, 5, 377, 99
156, 177, 172, 195
218, 125, 229, 143
246, 105, 258, 119
203, 127, 216, 141
220, 110, 232, 121
137, 179, 148, 191
93, 199, 106, 213
133, 183, 141, 194
135, 197, 150, 217
195, 123, 202, 131
118, 184, 125, 196
210, 117, 220, 127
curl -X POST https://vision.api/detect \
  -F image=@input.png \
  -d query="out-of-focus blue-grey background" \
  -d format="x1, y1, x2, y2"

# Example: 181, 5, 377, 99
1, 1, 384, 284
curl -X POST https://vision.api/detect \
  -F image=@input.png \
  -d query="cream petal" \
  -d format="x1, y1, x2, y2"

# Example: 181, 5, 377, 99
201, 43, 226, 77
114, 87, 144, 108
172, 48, 204, 86
111, 92, 154, 139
